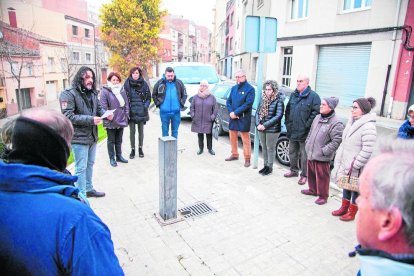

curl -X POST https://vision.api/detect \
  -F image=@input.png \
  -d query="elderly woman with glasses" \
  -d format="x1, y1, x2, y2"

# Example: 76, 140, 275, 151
397, 104, 414, 139
332, 97, 377, 221
190, 80, 218, 155
255, 80, 285, 175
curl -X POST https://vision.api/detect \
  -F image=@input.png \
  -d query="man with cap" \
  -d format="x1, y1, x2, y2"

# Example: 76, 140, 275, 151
284, 74, 321, 184
0, 108, 123, 275
397, 104, 414, 139
301, 97, 344, 205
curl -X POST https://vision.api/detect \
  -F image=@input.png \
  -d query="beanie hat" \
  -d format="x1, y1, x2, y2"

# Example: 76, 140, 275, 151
408, 104, 414, 114
323, 97, 339, 110
354, 97, 376, 114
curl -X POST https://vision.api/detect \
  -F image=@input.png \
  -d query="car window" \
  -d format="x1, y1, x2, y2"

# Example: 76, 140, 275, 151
212, 85, 231, 99
174, 66, 219, 84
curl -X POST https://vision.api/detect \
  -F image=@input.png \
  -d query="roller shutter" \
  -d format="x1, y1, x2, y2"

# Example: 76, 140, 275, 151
315, 44, 371, 107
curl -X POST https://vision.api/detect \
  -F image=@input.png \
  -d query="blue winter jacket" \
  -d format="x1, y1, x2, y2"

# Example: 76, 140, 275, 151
0, 162, 124, 275
397, 120, 414, 139
226, 81, 255, 132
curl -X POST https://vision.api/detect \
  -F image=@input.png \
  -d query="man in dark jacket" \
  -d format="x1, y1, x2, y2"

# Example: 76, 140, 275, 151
0, 108, 123, 275
284, 74, 321, 185
225, 69, 255, 167
152, 67, 187, 138
60, 66, 111, 198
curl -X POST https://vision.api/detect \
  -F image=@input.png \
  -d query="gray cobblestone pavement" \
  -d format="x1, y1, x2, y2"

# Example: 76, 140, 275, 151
84, 108, 360, 275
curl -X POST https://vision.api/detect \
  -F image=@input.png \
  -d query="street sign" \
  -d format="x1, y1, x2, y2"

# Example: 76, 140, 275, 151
244, 16, 277, 53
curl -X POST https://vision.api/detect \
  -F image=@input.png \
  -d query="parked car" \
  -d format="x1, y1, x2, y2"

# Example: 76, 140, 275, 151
211, 81, 293, 166
159, 62, 221, 118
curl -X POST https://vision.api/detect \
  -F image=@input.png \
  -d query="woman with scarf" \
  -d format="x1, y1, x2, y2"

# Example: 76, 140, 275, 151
100, 72, 129, 167
255, 80, 284, 176
123, 66, 151, 159
190, 80, 218, 155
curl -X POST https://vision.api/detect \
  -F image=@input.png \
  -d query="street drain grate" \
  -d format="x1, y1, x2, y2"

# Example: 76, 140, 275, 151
179, 202, 217, 218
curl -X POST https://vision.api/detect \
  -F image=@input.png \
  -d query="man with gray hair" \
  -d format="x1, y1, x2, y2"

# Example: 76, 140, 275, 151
350, 140, 414, 274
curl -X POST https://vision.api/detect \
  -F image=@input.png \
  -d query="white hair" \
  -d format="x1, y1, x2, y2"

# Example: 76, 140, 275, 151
235, 69, 246, 76
370, 139, 414, 246
200, 79, 209, 85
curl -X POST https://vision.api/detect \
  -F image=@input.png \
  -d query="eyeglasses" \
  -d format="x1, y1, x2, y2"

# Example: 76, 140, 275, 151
351, 106, 359, 110
297, 80, 305, 83
235, 75, 245, 78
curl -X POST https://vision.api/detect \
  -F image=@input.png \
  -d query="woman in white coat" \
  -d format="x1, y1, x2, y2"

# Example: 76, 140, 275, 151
332, 97, 377, 221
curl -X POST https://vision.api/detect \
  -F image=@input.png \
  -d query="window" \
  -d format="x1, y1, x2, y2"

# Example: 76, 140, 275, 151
291, 0, 308, 20
85, 53, 92, 62
27, 63, 33, 76
11, 62, 18, 75
282, 47, 293, 87
60, 58, 66, 72
343, 0, 371, 11
85, 28, 90, 38
257, 0, 264, 8
48, 57, 55, 72
72, 25, 78, 36
72, 52, 80, 63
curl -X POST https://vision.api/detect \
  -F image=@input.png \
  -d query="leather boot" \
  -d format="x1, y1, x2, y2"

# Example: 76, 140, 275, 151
110, 158, 117, 167
129, 149, 135, 159
262, 167, 273, 176
340, 203, 358, 221
116, 155, 129, 163
139, 147, 144, 158
332, 198, 350, 216
259, 166, 268, 174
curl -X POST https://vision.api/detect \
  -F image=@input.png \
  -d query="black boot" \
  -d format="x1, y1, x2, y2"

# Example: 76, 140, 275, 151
116, 155, 129, 163
197, 148, 203, 155
110, 158, 117, 167
138, 147, 144, 158
263, 167, 273, 176
259, 166, 268, 174
129, 149, 135, 159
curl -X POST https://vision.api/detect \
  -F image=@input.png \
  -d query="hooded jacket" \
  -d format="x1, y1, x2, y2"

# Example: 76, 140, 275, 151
152, 75, 187, 110
284, 86, 321, 141
0, 162, 124, 275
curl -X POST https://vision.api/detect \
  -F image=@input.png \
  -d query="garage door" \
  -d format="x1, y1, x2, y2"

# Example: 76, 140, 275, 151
315, 44, 371, 107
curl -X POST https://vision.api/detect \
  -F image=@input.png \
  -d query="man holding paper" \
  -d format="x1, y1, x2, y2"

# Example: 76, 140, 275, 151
60, 66, 112, 198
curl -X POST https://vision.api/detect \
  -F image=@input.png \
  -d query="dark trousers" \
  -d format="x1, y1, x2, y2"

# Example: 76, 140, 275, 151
307, 160, 331, 199
343, 189, 359, 204
288, 140, 307, 176
198, 133, 212, 150
129, 121, 144, 149
107, 128, 124, 159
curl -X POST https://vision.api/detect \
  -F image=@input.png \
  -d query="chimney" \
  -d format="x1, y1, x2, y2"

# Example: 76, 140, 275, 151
8, 8, 17, 28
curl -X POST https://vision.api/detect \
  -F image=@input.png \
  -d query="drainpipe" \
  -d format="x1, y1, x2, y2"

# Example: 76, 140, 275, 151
384, 0, 402, 118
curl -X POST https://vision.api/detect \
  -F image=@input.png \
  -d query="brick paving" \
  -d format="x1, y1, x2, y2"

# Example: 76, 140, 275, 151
84, 108, 360, 275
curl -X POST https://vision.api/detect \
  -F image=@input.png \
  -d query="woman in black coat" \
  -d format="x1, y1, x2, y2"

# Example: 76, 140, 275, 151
255, 80, 284, 175
123, 66, 151, 159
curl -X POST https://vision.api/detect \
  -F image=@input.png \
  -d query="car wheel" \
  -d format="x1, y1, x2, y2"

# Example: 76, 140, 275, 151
217, 118, 225, 136
275, 136, 290, 166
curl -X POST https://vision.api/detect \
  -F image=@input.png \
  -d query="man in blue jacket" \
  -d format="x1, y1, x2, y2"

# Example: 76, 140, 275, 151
284, 74, 320, 185
152, 67, 187, 138
0, 108, 123, 275
225, 69, 255, 167
350, 140, 414, 275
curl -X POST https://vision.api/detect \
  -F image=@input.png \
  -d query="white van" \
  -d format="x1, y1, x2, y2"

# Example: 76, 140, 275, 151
160, 62, 221, 118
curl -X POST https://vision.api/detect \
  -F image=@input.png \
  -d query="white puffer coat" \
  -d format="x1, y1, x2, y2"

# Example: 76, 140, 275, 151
333, 113, 377, 180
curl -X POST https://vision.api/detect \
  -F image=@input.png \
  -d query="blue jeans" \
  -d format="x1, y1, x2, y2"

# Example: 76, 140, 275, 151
71, 143, 97, 196
160, 112, 180, 138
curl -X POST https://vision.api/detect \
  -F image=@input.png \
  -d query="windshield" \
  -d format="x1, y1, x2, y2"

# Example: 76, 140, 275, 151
174, 66, 219, 84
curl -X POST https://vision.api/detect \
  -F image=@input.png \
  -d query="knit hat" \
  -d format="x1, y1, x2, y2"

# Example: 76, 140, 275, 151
323, 97, 339, 110
408, 104, 414, 114
354, 97, 376, 114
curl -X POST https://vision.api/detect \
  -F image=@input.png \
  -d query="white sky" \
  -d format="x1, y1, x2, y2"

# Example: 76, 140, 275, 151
86, 0, 215, 30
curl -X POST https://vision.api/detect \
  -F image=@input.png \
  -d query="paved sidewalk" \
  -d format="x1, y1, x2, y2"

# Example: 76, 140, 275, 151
84, 108, 360, 275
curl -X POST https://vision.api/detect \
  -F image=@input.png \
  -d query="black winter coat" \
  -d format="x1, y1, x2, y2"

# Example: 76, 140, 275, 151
123, 77, 151, 123
60, 87, 105, 145
255, 94, 285, 133
285, 86, 321, 141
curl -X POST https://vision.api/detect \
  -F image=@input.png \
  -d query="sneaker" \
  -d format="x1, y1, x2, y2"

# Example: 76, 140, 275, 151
86, 189, 106, 198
